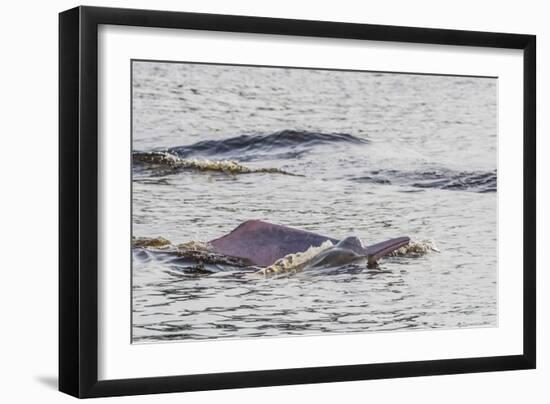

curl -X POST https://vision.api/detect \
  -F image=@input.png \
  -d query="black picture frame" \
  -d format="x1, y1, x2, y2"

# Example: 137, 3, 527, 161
59, 5, 536, 398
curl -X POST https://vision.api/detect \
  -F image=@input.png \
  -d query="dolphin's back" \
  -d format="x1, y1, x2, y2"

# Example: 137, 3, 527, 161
209, 220, 337, 266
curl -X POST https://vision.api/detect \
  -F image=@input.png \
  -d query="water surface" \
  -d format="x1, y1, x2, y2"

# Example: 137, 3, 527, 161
132, 61, 497, 342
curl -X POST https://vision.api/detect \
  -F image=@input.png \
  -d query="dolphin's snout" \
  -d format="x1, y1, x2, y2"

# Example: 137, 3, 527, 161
366, 236, 410, 263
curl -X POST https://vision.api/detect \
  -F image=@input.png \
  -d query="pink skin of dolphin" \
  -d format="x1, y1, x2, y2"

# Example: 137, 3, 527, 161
209, 220, 410, 267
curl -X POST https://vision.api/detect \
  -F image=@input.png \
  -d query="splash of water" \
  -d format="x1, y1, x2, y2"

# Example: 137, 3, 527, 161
256, 240, 335, 275
133, 236, 172, 249
388, 239, 440, 257
133, 151, 299, 176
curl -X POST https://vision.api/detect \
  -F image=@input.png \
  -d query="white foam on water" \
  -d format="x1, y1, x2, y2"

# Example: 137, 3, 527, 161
256, 240, 335, 275
134, 151, 297, 175
388, 239, 440, 257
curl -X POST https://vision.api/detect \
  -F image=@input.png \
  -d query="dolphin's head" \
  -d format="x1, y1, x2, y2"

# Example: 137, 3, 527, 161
335, 236, 367, 255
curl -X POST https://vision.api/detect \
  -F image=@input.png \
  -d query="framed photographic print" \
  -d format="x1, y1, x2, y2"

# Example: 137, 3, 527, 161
59, 6, 536, 398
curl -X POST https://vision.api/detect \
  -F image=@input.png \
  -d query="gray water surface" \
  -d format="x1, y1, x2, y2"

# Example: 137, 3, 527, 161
131, 61, 497, 342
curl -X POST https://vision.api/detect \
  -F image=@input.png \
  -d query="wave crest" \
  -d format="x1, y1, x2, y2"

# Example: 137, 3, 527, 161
133, 151, 299, 176
166, 130, 368, 160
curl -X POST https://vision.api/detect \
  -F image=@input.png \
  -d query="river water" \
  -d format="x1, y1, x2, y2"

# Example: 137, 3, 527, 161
131, 60, 497, 342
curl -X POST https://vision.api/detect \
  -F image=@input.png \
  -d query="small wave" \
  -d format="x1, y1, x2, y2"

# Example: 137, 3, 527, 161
352, 169, 496, 193
165, 130, 368, 160
133, 151, 299, 176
